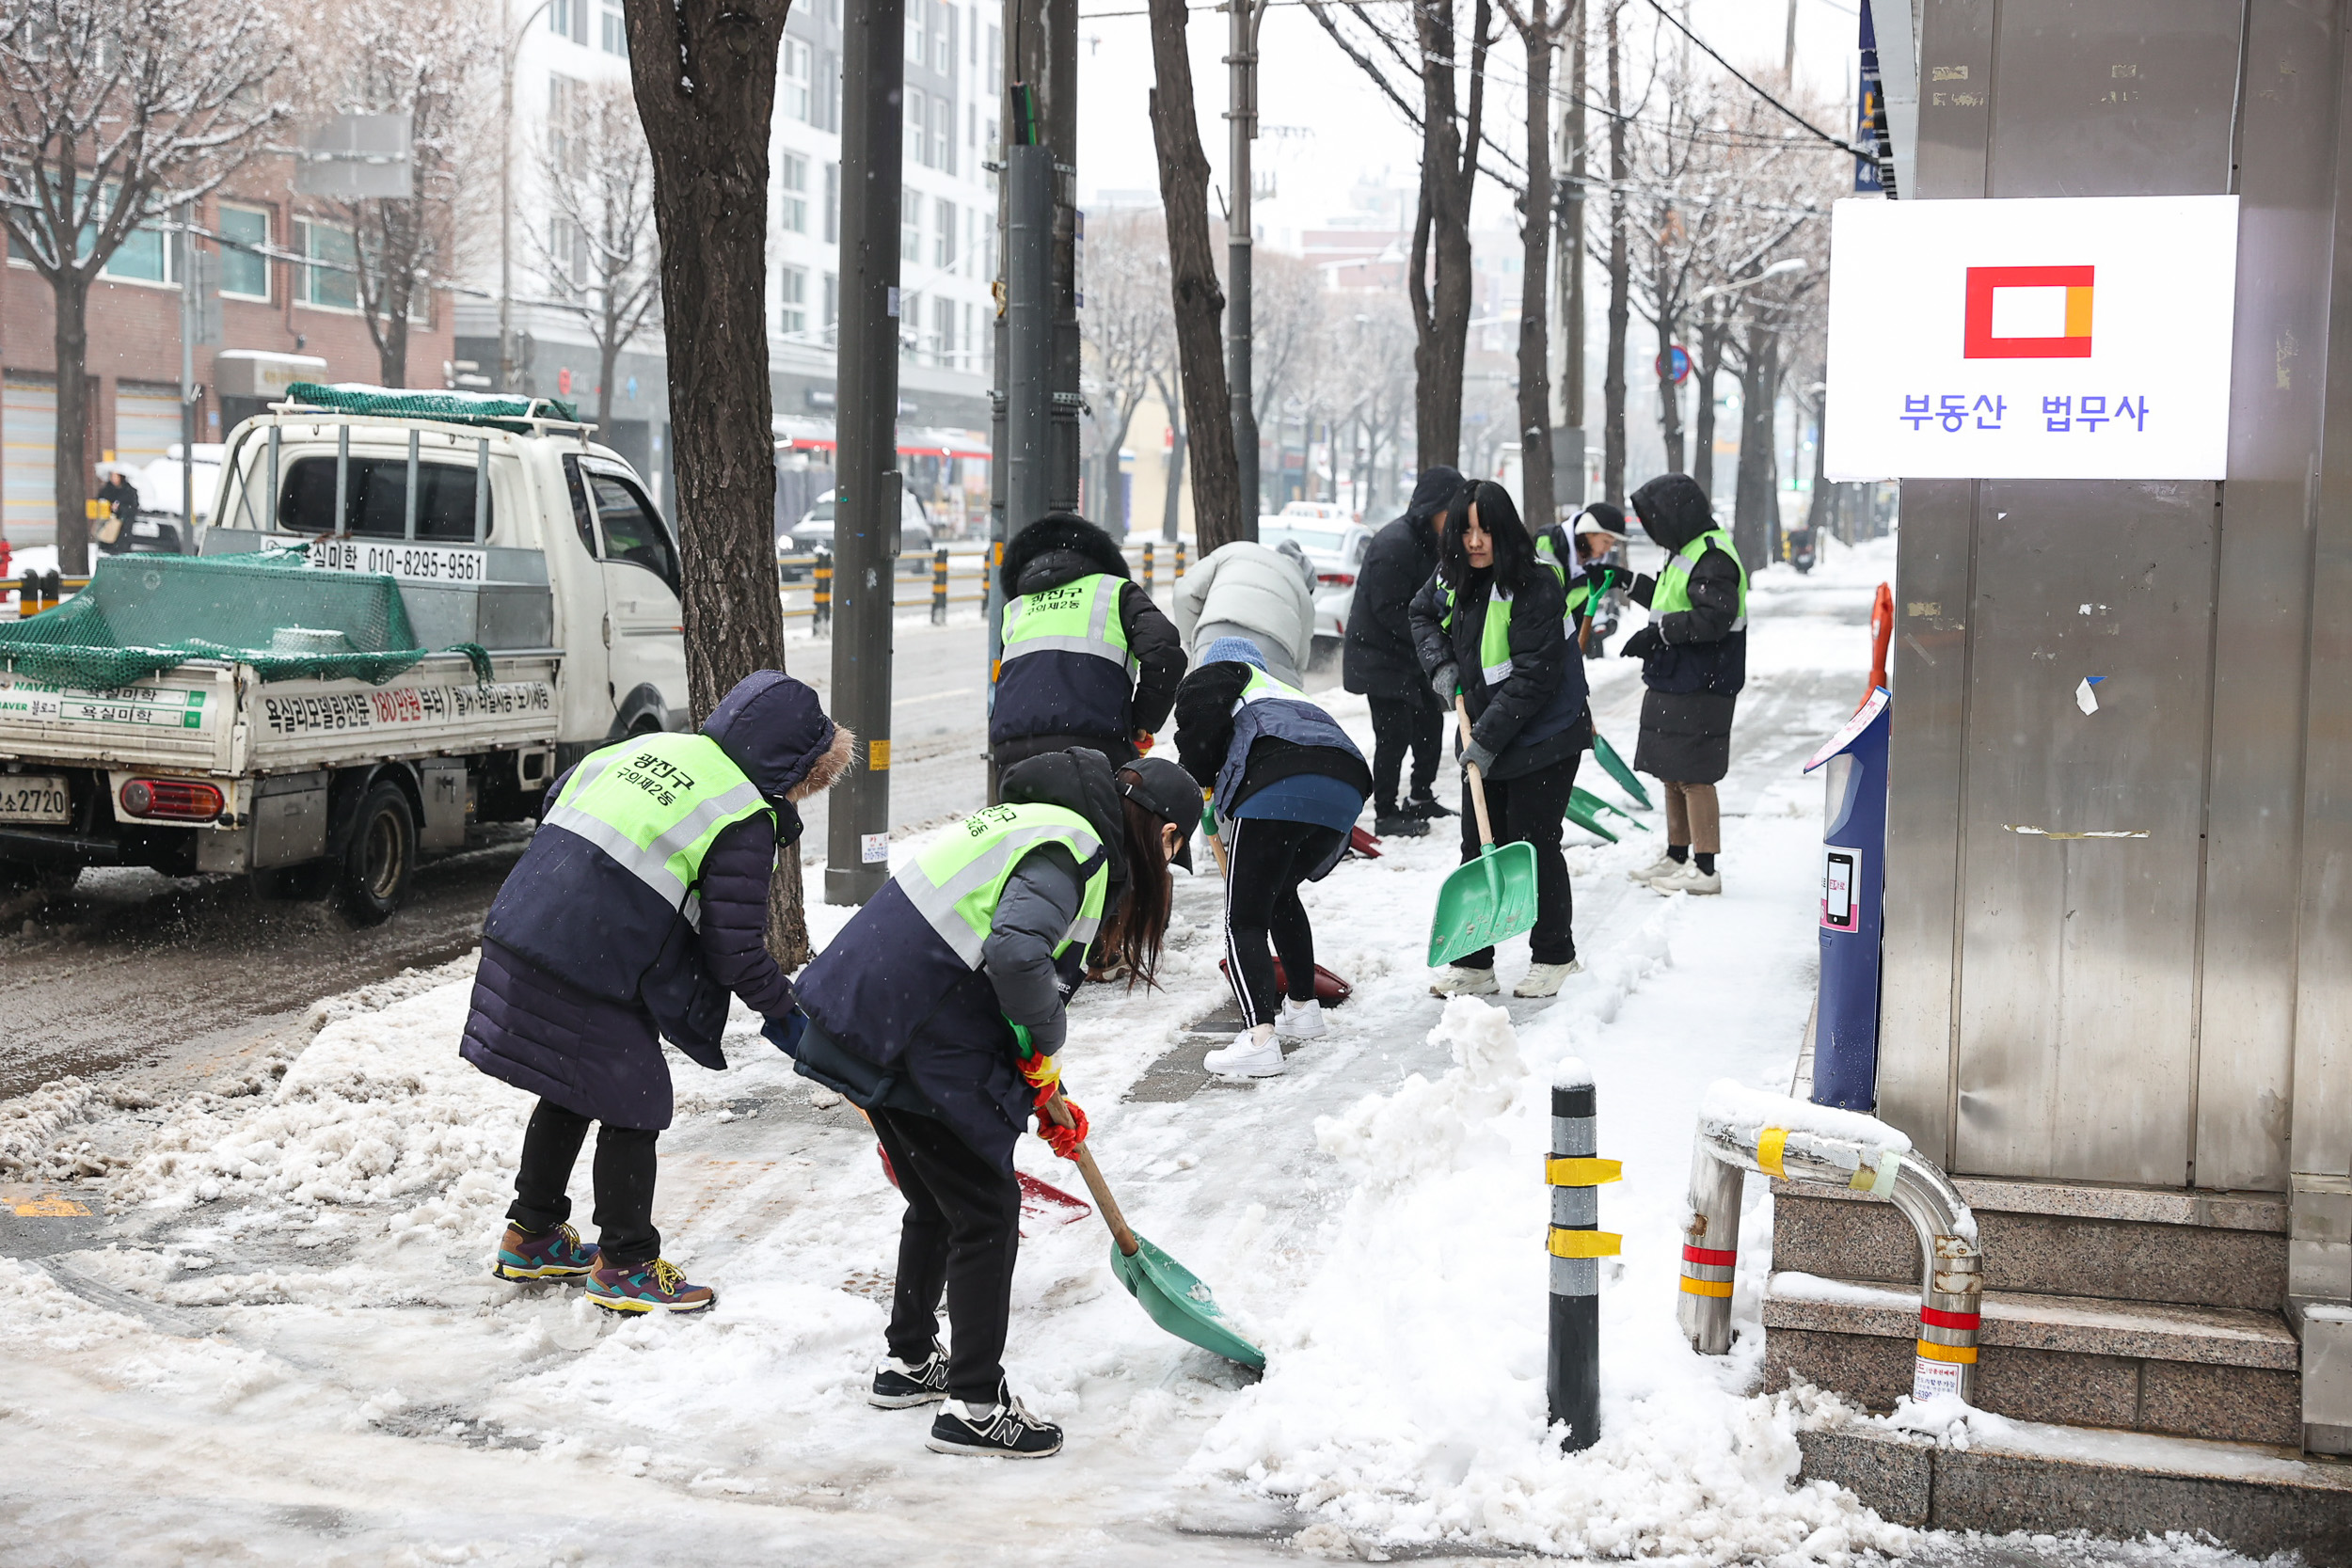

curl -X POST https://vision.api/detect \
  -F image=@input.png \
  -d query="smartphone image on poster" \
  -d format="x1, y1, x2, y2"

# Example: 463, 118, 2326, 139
1821, 847, 1860, 931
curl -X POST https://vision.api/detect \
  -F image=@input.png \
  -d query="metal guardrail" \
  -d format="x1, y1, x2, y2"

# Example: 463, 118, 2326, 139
780, 538, 1194, 630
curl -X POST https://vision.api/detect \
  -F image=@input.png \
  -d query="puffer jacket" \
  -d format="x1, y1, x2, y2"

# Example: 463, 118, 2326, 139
991, 514, 1185, 767
1172, 540, 1317, 677
1407, 560, 1590, 782
460, 671, 841, 1130
1343, 466, 1459, 703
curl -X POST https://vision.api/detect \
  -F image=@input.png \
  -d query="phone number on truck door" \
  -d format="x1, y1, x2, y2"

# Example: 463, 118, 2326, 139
261, 681, 553, 736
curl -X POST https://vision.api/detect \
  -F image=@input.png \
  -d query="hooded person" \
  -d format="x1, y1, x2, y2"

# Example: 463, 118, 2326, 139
1342, 466, 1463, 835
780, 748, 1200, 1460
1618, 472, 1747, 895
1171, 536, 1317, 685
1173, 637, 1372, 1078
991, 511, 1187, 769
462, 670, 852, 1314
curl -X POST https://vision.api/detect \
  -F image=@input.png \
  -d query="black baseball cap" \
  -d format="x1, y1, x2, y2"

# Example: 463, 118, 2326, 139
1119, 756, 1200, 871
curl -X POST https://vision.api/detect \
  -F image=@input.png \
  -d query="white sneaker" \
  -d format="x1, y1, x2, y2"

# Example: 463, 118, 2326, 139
1204, 1025, 1285, 1078
1628, 852, 1682, 886
1428, 965, 1501, 997
1513, 959, 1584, 998
1652, 864, 1724, 895
1276, 996, 1326, 1038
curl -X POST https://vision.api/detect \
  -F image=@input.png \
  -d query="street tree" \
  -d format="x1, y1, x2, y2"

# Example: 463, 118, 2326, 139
618, 0, 806, 961
528, 80, 662, 432
1597, 0, 1630, 504
1146, 0, 1247, 549
307, 0, 490, 388
1249, 249, 1328, 508
0, 0, 287, 574
1498, 0, 1572, 529
1078, 210, 1171, 537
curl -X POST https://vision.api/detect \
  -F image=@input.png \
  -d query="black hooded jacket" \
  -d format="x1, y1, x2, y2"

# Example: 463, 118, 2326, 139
1627, 472, 1745, 697
1343, 466, 1461, 702
995, 515, 1186, 746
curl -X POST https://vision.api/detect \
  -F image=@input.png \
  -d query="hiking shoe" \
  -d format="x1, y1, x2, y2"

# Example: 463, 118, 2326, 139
1373, 812, 1430, 837
1204, 1027, 1285, 1079
490, 1221, 598, 1282
870, 1341, 950, 1408
1628, 852, 1684, 887
587, 1258, 716, 1315
1514, 959, 1584, 998
1276, 996, 1326, 1039
1652, 865, 1723, 896
926, 1382, 1064, 1459
1406, 792, 1454, 819
1429, 965, 1500, 997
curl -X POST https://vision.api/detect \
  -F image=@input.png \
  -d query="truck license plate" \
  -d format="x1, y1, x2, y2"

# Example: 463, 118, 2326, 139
0, 776, 70, 824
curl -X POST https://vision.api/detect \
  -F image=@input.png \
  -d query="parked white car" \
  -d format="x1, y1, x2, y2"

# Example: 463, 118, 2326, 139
1258, 515, 1375, 645
779, 486, 932, 579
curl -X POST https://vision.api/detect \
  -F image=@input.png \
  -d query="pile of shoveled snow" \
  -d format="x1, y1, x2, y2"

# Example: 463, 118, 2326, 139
1191, 998, 1915, 1562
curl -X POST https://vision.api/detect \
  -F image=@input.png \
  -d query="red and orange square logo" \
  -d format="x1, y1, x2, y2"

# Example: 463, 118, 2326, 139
1963, 265, 2094, 358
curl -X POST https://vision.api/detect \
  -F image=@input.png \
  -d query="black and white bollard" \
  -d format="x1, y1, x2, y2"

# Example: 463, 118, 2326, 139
1546, 1069, 1620, 1451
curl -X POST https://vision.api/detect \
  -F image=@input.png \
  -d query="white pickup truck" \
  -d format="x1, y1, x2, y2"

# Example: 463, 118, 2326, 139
0, 388, 689, 921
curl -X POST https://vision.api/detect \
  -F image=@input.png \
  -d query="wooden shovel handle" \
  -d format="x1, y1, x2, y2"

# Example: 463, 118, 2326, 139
1455, 695, 1497, 850
1043, 1088, 1138, 1256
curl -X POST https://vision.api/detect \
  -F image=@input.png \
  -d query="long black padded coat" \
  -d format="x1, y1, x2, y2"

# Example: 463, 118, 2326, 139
1626, 472, 1744, 784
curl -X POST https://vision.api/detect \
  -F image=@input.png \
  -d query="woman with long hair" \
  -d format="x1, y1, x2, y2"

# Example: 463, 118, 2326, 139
1408, 480, 1594, 998
1173, 637, 1373, 1079
778, 748, 1198, 1460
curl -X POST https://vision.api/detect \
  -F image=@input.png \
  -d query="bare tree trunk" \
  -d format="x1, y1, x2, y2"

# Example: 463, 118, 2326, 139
621, 0, 805, 964
1409, 0, 1490, 472
1653, 216, 1681, 472
53, 275, 92, 576
1511, 7, 1557, 530
1600, 0, 1628, 504
377, 307, 411, 388
1146, 0, 1245, 549
1692, 318, 1724, 500
1732, 321, 1776, 570
1560, 1, 1585, 458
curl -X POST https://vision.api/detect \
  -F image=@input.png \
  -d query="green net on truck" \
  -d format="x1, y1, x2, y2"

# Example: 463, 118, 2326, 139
284, 382, 580, 432
0, 552, 432, 690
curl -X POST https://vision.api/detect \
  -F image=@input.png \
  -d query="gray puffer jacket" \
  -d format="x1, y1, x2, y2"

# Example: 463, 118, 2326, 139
1173, 540, 1317, 677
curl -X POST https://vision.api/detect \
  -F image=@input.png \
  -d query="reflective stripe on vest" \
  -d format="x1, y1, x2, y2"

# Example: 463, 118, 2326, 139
1441, 577, 1548, 688
998, 574, 1135, 669
1652, 529, 1748, 630
542, 734, 771, 930
896, 801, 1110, 967
1230, 663, 1318, 714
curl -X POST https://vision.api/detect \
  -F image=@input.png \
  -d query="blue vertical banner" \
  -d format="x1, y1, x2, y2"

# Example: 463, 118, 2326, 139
1856, 3, 1894, 196
1804, 689, 1891, 1110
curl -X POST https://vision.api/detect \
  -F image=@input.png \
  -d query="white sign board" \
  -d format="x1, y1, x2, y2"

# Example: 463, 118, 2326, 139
1823, 195, 2239, 482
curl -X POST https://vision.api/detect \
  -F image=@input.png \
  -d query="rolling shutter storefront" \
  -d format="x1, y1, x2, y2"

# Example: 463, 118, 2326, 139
4, 372, 56, 548
114, 383, 182, 470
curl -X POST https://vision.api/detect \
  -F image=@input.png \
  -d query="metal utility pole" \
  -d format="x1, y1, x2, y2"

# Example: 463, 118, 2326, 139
1047, 0, 1083, 517
1227, 0, 1269, 522
828, 0, 907, 906
499, 0, 558, 392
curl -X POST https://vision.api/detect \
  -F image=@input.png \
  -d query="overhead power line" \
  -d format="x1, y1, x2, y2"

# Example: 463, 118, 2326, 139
1631, 0, 1864, 157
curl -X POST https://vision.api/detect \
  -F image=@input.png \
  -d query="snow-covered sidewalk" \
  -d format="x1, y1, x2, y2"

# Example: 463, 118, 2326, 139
2, 534, 2235, 1566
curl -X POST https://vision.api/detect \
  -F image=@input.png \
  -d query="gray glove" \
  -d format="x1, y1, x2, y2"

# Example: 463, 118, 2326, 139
1462, 738, 1499, 778
1431, 662, 1460, 702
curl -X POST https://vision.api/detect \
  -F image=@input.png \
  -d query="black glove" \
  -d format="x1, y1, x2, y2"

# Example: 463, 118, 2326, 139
1461, 738, 1499, 777
1619, 625, 1665, 660
1430, 662, 1460, 702
1628, 572, 1659, 609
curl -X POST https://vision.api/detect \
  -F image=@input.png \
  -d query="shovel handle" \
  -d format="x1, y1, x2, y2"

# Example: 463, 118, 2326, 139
1044, 1088, 1139, 1256
1203, 791, 1232, 879
1455, 696, 1497, 850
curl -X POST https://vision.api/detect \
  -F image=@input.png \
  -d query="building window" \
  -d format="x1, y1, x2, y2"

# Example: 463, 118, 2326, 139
550, 215, 588, 286
600, 3, 626, 55
933, 295, 956, 367
822, 272, 839, 343
934, 3, 954, 74
550, 0, 586, 43
549, 75, 585, 177
780, 152, 808, 235
906, 87, 928, 168
217, 204, 270, 300
103, 216, 172, 283
780, 265, 806, 338
294, 217, 358, 310
824, 49, 843, 133
822, 162, 839, 245
931, 93, 953, 175
963, 301, 976, 369
987, 24, 1002, 92
900, 187, 920, 261
969, 2, 979, 65
901, 291, 920, 353
783, 38, 812, 123
906, 0, 925, 65
933, 198, 955, 269
968, 101, 977, 152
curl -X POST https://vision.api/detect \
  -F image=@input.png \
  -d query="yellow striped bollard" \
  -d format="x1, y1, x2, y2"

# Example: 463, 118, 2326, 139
1547, 1069, 1619, 1451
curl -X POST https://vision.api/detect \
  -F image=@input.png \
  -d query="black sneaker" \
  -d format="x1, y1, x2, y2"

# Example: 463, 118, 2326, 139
1374, 812, 1429, 837
925, 1381, 1064, 1458
1406, 792, 1455, 819
869, 1342, 950, 1408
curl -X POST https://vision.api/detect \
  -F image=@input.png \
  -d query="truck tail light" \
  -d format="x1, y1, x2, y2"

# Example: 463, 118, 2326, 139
119, 778, 223, 822
1317, 571, 1357, 588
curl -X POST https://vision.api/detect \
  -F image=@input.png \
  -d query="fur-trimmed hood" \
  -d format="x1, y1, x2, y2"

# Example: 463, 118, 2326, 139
1000, 513, 1132, 598
701, 670, 844, 809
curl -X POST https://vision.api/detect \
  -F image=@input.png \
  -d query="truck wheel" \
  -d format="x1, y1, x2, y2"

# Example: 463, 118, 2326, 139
339, 782, 416, 926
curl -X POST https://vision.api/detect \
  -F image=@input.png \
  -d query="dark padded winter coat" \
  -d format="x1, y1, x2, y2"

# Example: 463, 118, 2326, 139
990, 514, 1185, 765
460, 672, 835, 1130
1343, 466, 1460, 704
1627, 472, 1743, 784
1407, 558, 1590, 782
1172, 655, 1371, 881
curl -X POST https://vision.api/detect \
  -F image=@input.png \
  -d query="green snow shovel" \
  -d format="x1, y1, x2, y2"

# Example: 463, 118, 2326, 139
1039, 1088, 1265, 1371
1428, 697, 1540, 967
1590, 731, 1652, 810
1565, 785, 1649, 845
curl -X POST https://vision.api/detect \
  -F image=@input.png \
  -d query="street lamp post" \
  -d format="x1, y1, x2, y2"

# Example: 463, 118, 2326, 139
500, 0, 558, 393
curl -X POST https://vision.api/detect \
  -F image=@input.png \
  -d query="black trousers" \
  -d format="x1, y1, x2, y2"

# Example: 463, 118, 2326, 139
507, 1100, 661, 1268
1223, 816, 1346, 1026
1366, 695, 1442, 810
1455, 751, 1582, 969
871, 1104, 1023, 1404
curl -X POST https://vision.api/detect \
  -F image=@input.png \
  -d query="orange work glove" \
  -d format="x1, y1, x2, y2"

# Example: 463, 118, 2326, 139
1019, 1051, 1059, 1093
1036, 1097, 1089, 1161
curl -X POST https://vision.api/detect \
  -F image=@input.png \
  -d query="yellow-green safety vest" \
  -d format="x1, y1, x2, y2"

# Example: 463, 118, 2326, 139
541, 733, 772, 930
1652, 528, 1748, 630
999, 573, 1135, 673
896, 800, 1109, 968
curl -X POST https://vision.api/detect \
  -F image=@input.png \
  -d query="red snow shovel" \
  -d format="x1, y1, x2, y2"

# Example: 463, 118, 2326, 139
861, 1111, 1091, 1231
1217, 957, 1353, 1006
